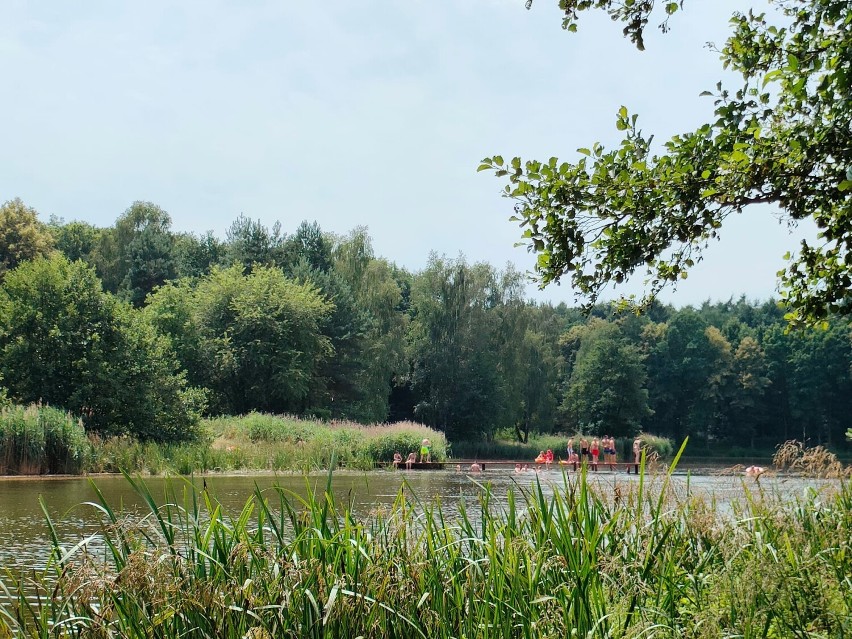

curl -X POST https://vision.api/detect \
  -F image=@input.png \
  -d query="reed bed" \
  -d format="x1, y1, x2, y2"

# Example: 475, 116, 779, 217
2, 447, 850, 638
0, 411, 448, 476
0, 405, 90, 475
207, 413, 447, 471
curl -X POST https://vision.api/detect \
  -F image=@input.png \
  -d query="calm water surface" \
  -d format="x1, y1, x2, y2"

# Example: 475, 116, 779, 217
0, 467, 837, 605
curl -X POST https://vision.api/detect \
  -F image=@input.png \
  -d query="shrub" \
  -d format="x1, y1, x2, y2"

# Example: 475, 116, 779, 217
361, 421, 447, 462
631, 432, 674, 458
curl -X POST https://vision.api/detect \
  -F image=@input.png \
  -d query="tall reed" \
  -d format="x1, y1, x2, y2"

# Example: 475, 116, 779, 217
0, 404, 90, 475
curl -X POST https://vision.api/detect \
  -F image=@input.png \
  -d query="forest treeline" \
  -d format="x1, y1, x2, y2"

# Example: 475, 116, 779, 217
1, 197, 850, 450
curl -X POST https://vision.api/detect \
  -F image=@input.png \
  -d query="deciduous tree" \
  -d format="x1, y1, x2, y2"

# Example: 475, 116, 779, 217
147, 265, 333, 415
0, 255, 204, 441
485, 0, 852, 326
562, 319, 650, 437
0, 198, 54, 279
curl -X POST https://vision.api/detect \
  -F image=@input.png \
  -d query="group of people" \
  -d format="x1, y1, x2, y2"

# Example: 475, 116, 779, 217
531, 436, 645, 472
392, 439, 431, 469
390, 435, 649, 474
566, 436, 620, 468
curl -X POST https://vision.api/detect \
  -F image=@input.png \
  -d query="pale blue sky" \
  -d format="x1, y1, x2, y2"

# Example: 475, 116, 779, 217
1, 0, 812, 307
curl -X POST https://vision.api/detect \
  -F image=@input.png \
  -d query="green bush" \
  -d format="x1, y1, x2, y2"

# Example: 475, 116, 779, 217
0, 411, 450, 476
362, 422, 447, 463
208, 414, 446, 468
630, 432, 674, 458
0, 404, 91, 474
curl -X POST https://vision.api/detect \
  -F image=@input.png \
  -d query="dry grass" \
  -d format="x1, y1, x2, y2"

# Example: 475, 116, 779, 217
773, 440, 851, 478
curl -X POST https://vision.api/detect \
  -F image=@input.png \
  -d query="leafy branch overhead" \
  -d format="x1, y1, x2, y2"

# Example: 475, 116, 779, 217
490, 0, 851, 327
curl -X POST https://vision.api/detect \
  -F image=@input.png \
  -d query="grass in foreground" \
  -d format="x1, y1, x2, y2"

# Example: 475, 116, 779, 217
2, 448, 850, 638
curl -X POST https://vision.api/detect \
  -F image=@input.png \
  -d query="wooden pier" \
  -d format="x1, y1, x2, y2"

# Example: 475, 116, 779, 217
450, 460, 645, 473
379, 459, 646, 473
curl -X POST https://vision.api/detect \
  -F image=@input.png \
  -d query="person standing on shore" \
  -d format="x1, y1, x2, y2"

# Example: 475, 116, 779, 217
580, 436, 590, 462
632, 437, 642, 474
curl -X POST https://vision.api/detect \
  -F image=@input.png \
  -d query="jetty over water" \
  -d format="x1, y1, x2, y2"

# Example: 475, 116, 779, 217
382, 460, 646, 473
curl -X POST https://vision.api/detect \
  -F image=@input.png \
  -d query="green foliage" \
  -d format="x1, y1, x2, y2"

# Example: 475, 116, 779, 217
225, 213, 285, 272
491, 0, 852, 327
147, 265, 333, 416
630, 432, 675, 458
0, 254, 205, 442
8, 461, 851, 637
85, 436, 227, 475
282, 220, 334, 273
174, 230, 225, 278
209, 413, 447, 470
92, 201, 177, 305
0, 205, 848, 457
408, 255, 538, 441
361, 421, 447, 462
289, 258, 370, 419
562, 318, 651, 437
0, 404, 91, 475
0, 198, 54, 280
332, 229, 409, 423
451, 432, 568, 461
48, 218, 100, 264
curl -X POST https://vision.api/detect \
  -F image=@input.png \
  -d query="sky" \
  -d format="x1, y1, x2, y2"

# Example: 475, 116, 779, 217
0, 0, 814, 308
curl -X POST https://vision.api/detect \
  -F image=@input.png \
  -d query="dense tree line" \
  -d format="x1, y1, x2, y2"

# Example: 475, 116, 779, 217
0, 197, 850, 450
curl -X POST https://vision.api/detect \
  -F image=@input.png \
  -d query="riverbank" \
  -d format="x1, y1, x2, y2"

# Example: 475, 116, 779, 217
3, 464, 850, 638
3, 404, 848, 478
1, 406, 449, 476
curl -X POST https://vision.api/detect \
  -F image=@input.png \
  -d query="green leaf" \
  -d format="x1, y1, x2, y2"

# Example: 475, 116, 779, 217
577, 147, 591, 156
839, 180, 852, 192
762, 69, 783, 87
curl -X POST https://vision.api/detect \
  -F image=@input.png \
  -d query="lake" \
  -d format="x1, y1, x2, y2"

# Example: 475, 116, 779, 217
0, 465, 836, 608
